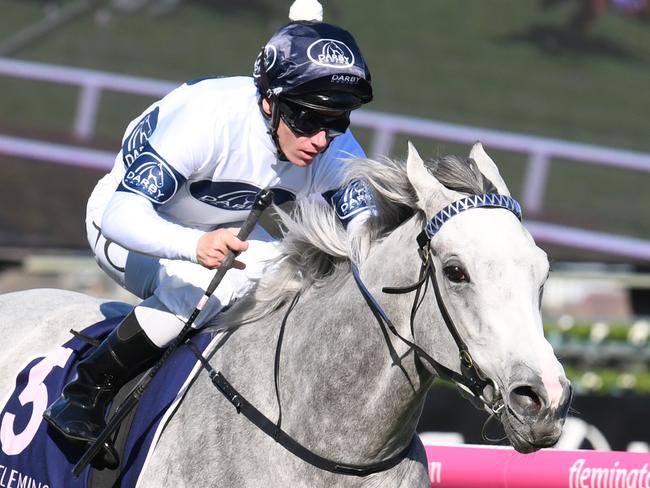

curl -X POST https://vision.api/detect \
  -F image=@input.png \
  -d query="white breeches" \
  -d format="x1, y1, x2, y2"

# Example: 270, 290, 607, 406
86, 220, 280, 347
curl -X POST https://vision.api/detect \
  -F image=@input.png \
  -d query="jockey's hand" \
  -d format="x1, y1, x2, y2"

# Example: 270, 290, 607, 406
196, 227, 249, 270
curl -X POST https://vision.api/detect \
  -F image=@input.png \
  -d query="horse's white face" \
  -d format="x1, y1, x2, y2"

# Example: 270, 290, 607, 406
406, 142, 571, 453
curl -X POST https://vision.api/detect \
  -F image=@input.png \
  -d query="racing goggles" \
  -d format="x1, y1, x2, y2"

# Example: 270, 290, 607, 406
278, 99, 351, 138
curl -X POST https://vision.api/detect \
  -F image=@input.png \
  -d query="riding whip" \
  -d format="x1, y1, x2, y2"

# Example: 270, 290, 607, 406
72, 188, 274, 477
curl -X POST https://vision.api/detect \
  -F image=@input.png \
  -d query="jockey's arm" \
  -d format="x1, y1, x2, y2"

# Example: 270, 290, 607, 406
101, 191, 204, 263
101, 192, 248, 269
312, 130, 374, 231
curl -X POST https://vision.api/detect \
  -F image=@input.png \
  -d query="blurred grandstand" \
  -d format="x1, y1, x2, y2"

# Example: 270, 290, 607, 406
1, 0, 649, 415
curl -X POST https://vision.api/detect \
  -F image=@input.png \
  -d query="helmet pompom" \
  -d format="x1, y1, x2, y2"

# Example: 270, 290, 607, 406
288, 0, 323, 22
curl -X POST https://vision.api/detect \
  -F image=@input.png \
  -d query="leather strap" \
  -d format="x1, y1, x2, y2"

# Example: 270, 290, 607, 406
188, 341, 412, 476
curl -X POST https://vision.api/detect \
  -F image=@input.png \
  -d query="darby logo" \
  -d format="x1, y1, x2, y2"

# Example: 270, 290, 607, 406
335, 181, 371, 221
122, 108, 159, 165
331, 74, 360, 85
123, 152, 178, 204
253, 45, 277, 78
307, 39, 354, 68
198, 190, 258, 211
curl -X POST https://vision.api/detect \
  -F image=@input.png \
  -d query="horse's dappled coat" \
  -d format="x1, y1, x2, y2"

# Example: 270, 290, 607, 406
0, 143, 571, 487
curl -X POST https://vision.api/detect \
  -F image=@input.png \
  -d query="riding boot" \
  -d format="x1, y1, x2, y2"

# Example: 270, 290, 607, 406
43, 311, 164, 444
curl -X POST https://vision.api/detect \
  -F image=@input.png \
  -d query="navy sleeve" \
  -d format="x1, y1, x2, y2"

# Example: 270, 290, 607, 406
118, 142, 187, 207
323, 179, 374, 228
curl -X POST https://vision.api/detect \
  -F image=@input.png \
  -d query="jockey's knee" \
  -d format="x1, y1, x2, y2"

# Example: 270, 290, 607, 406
153, 259, 258, 328
134, 295, 187, 348
130, 237, 280, 345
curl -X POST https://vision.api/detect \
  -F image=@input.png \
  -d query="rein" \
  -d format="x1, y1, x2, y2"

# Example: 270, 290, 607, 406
353, 249, 500, 415
189, 192, 522, 476
358, 193, 522, 415
352, 254, 497, 409
188, 291, 411, 476
367, 193, 521, 414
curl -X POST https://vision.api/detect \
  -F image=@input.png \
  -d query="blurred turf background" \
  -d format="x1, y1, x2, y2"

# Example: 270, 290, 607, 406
1, 0, 649, 245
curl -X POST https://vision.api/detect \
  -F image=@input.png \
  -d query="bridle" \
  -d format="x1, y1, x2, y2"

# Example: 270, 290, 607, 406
190, 192, 523, 476
352, 193, 523, 417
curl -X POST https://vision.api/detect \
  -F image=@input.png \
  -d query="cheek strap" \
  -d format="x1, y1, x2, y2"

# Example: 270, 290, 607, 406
259, 97, 289, 161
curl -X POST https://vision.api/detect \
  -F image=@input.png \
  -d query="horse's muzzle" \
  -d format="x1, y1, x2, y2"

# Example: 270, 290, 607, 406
501, 373, 572, 452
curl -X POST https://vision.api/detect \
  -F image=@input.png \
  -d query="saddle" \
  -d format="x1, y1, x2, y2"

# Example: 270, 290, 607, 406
0, 316, 214, 488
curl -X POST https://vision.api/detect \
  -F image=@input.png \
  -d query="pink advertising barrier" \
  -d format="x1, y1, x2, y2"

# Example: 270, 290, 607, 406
424, 444, 650, 488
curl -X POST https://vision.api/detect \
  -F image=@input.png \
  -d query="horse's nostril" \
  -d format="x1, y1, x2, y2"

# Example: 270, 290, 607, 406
509, 385, 543, 417
559, 382, 573, 418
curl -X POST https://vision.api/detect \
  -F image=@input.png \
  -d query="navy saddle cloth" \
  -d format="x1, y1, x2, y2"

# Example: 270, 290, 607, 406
0, 316, 212, 488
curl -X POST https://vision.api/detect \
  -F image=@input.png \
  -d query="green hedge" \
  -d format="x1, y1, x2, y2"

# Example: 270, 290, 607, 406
545, 321, 650, 395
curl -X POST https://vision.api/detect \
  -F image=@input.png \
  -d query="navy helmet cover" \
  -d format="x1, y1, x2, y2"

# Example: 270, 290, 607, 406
253, 21, 372, 111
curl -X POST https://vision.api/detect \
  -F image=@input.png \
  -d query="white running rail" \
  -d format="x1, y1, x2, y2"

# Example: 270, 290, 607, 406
1, 57, 649, 260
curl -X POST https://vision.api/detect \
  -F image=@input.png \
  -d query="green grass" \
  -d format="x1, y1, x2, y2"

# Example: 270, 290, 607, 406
1, 0, 650, 244
545, 160, 650, 238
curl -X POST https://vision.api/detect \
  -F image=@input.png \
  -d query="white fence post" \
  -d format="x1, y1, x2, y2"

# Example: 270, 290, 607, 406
370, 127, 396, 159
74, 81, 102, 141
522, 151, 551, 215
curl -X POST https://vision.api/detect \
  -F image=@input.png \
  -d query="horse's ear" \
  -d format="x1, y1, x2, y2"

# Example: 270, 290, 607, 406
469, 142, 510, 196
406, 141, 458, 213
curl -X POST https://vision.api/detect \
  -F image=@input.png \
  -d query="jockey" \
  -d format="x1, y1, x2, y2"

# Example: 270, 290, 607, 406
43, 0, 373, 448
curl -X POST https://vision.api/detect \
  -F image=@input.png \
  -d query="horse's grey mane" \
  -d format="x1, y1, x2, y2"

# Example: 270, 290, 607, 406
214, 153, 496, 328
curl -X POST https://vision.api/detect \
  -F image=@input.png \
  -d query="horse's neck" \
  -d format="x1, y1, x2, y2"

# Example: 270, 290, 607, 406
279, 218, 433, 463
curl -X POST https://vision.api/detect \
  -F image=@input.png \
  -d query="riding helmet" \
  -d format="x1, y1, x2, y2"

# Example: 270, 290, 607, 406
253, 21, 373, 112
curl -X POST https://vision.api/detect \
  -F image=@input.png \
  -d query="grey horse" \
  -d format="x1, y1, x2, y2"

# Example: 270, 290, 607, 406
0, 142, 572, 487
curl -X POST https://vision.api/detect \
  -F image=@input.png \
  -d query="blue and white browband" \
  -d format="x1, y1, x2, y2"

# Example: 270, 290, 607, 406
417, 193, 522, 247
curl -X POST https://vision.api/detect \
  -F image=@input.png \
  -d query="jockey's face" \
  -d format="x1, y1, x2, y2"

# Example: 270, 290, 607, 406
261, 98, 331, 167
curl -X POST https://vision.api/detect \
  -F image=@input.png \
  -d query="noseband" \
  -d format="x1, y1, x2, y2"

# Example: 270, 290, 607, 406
352, 193, 522, 416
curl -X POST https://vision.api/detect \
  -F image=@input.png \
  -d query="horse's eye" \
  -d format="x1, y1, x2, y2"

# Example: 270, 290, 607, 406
443, 265, 469, 283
